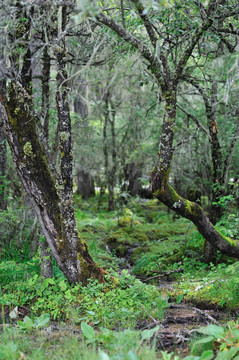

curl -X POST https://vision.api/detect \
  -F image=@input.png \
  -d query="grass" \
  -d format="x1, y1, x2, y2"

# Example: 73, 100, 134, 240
0, 325, 166, 360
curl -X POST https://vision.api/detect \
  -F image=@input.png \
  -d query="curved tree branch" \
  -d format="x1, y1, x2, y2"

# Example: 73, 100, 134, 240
130, 0, 157, 48
176, 103, 212, 142
96, 12, 157, 66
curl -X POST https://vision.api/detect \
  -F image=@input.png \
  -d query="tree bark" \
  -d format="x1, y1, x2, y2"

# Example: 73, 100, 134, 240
0, 80, 7, 210
151, 89, 239, 259
76, 169, 95, 200
0, 83, 105, 284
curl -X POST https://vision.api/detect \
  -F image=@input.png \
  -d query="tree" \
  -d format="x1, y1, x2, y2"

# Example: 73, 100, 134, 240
0, 1, 105, 284
95, 0, 239, 257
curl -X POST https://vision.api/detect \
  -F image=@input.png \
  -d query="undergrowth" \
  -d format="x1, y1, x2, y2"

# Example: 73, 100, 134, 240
0, 195, 239, 359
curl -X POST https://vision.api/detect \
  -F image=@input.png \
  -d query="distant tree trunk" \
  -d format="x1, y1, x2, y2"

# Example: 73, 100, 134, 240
127, 162, 142, 196
76, 169, 95, 200
74, 78, 89, 119
74, 78, 95, 200
108, 103, 117, 210
40, 238, 53, 279
103, 93, 117, 211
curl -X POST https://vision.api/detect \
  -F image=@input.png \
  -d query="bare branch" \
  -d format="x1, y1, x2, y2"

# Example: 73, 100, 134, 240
176, 103, 212, 143
130, 0, 157, 48
96, 12, 156, 66
120, 0, 126, 30
175, 18, 213, 80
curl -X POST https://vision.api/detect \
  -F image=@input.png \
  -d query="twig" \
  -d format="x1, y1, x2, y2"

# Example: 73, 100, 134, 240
143, 268, 183, 282
176, 103, 212, 143
169, 304, 219, 324
192, 307, 219, 324
139, 303, 160, 324
194, 280, 216, 291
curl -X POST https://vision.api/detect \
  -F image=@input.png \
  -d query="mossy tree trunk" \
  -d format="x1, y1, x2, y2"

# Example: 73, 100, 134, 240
40, 34, 53, 277
97, 0, 239, 258
0, 82, 105, 284
0, 101, 7, 210
0, 79, 7, 210
0, 3, 105, 285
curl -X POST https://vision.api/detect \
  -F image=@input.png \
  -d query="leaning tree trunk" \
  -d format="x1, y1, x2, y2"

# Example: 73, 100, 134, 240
0, 83, 105, 284
0, 104, 7, 211
151, 87, 239, 258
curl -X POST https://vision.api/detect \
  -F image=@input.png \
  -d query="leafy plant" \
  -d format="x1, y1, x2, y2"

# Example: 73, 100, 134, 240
17, 313, 50, 331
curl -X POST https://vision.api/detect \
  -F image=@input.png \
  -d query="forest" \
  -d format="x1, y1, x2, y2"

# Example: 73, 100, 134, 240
0, 0, 239, 359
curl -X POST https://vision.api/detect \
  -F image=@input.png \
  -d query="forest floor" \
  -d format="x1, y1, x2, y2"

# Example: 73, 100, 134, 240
0, 195, 239, 359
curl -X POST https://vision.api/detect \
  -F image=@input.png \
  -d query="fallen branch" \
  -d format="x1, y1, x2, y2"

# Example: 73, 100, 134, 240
143, 268, 183, 282
169, 304, 219, 324
139, 303, 160, 324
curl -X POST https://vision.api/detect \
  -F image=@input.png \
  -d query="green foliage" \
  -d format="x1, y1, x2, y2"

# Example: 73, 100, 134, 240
0, 259, 40, 287
216, 213, 239, 239
0, 266, 167, 326
17, 313, 50, 331
0, 324, 165, 360
0, 175, 10, 195
187, 321, 239, 359
0, 208, 35, 261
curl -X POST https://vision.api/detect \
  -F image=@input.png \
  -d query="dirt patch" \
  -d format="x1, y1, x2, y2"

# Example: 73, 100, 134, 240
154, 303, 230, 352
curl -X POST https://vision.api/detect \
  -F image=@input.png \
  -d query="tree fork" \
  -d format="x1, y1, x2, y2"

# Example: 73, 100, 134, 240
0, 83, 106, 285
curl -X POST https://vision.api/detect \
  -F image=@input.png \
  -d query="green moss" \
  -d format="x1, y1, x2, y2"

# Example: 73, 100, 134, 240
161, 246, 186, 265
218, 231, 238, 247
118, 215, 133, 227
60, 132, 69, 142
23, 141, 35, 158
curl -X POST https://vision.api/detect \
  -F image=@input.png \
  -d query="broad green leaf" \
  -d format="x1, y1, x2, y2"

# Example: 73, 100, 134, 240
98, 349, 110, 360
59, 280, 67, 291
200, 350, 214, 360
197, 325, 225, 339
23, 316, 34, 326
86, 310, 95, 316
126, 350, 139, 360
81, 322, 95, 340
191, 336, 214, 356
176, 294, 184, 304
141, 325, 159, 340
215, 347, 239, 360
34, 313, 50, 328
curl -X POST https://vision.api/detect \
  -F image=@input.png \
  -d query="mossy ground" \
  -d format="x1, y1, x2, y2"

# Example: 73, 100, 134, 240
0, 194, 239, 359
75, 195, 239, 310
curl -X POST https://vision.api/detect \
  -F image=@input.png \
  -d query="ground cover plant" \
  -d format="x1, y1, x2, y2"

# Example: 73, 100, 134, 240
1, 194, 239, 359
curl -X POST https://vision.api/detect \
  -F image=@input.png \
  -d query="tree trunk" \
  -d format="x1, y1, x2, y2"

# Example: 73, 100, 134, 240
0, 79, 7, 210
108, 104, 117, 211
0, 83, 105, 284
76, 169, 95, 200
103, 92, 116, 211
151, 88, 239, 259
126, 162, 142, 196
40, 238, 54, 279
